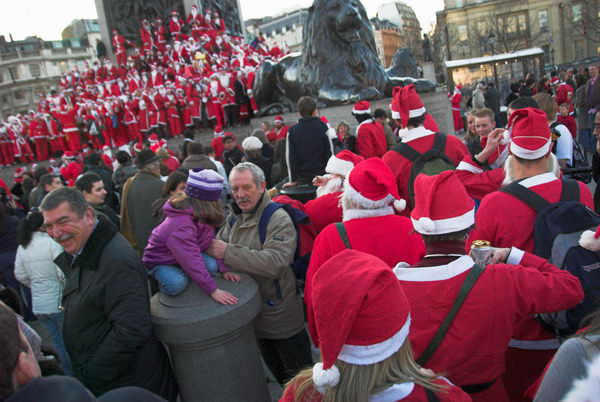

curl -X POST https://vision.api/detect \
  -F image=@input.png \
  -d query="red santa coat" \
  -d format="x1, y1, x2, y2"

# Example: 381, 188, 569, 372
355, 119, 387, 158
454, 157, 505, 201
382, 127, 467, 213
305, 213, 425, 346
60, 160, 82, 187
304, 191, 343, 233
395, 250, 584, 401
281, 377, 471, 402
451, 92, 463, 132
467, 172, 593, 401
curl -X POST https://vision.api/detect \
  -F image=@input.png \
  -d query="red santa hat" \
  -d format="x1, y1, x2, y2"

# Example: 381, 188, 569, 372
320, 116, 330, 125
62, 151, 76, 159
507, 107, 552, 160
148, 133, 159, 144
411, 170, 475, 235
352, 100, 371, 115
310, 250, 411, 393
214, 125, 224, 137
390, 84, 426, 126
325, 150, 364, 177
274, 115, 283, 124
343, 157, 406, 213
14, 167, 25, 180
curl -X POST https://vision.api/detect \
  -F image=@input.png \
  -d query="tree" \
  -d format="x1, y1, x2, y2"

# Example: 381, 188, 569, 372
562, 0, 600, 43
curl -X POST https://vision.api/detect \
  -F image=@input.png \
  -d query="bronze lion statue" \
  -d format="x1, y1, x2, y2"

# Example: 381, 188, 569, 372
252, 0, 435, 113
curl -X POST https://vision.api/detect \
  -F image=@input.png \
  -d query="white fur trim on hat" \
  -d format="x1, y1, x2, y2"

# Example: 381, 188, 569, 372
408, 107, 426, 118
509, 137, 552, 160
579, 229, 600, 252
343, 206, 394, 222
343, 180, 395, 210
312, 362, 340, 393
412, 208, 475, 235
352, 107, 371, 115
391, 110, 400, 120
326, 156, 355, 177
338, 316, 411, 365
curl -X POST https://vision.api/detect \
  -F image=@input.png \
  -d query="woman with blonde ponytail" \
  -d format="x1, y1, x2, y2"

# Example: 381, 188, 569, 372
282, 250, 470, 402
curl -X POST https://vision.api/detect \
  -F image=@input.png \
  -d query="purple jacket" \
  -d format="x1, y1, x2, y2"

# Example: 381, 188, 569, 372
142, 202, 228, 295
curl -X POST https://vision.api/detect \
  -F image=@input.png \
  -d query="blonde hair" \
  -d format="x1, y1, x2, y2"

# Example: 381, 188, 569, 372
532, 93, 557, 121
463, 111, 478, 143
169, 192, 224, 226
286, 341, 447, 402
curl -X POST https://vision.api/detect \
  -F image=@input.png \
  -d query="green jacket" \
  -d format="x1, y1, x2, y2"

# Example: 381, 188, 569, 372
217, 193, 305, 339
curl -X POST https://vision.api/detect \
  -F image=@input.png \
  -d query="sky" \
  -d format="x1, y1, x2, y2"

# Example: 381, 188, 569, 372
0, 0, 444, 41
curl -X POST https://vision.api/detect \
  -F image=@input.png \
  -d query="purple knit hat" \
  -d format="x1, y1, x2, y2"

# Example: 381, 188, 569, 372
185, 168, 224, 201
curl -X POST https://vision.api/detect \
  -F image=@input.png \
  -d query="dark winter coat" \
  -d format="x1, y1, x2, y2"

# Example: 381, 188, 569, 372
120, 171, 164, 253
54, 215, 177, 399
286, 117, 332, 183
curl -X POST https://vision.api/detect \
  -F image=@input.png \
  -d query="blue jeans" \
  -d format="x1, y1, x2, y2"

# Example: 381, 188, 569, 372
37, 311, 73, 376
149, 253, 218, 296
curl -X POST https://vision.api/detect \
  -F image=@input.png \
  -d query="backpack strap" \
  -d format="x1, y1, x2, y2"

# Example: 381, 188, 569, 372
393, 142, 422, 162
499, 181, 551, 212
258, 202, 284, 244
424, 388, 440, 402
561, 179, 580, 202
416, 263, 486, 367
432, 133, 447, 153
335, 222, 352, 249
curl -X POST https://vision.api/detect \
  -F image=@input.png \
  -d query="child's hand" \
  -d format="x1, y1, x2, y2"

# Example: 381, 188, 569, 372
211, 288, 238, 305
223, 272, 241, 282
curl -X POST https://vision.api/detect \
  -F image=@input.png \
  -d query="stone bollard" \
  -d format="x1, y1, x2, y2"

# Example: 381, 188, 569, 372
151, 273, 270, 402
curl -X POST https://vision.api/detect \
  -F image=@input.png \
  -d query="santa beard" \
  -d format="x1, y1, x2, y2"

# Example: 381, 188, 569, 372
316, 176, 343, 198
502, 153, 560, 186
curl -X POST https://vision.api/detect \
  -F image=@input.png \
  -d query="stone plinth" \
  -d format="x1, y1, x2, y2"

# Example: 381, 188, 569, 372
422, 62, 437, 84
151, 273, 270, 402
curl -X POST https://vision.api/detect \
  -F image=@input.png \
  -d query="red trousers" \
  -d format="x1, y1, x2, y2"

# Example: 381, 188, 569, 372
502, 347, 555, 402
35, 139, 49, 161
64, 130, 81, 152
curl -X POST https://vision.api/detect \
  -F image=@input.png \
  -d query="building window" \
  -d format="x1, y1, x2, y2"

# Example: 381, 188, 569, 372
574, 39, 584, 60
538, 10, 548, 28
1, 94, 9, 104
458, 24, 468, 42
29, 64, 41, 77
14, 90, 25, 100
0, 71, 3, 83
572, 4, 583, 22
518, 14, 527, 32
8, 66, 20, 80
507, 16, 518, 34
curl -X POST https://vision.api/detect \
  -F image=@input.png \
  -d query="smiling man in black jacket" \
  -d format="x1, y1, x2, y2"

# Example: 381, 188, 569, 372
40, 187, 177, 400
284, 96, 333, 187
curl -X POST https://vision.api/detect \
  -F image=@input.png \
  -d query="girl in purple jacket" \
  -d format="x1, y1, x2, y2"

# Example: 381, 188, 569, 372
143, 168, 239, 305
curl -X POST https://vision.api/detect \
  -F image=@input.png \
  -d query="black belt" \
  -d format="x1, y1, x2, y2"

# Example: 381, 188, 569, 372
461, 379, 496, 394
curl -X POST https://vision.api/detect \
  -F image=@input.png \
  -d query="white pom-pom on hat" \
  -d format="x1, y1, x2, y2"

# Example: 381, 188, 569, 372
312, 362, 340, 393
580, 228, 600, 252
394, 199, 406, 212
418, 217, 435, 233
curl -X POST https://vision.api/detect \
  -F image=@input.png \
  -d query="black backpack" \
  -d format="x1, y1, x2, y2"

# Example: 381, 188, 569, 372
228, 202, 310, 284
393, 134, 456, 208
501, 179, 600, 338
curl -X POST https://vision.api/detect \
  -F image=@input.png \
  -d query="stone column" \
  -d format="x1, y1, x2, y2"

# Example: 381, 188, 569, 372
151, 273, 270, 402
94, 0, 114, 61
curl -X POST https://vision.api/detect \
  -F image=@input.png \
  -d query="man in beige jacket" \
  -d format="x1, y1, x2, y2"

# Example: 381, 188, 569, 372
208, 162, 312, 385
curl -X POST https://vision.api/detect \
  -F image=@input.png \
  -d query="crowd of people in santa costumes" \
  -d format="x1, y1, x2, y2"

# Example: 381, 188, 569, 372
0, 5, 286, 167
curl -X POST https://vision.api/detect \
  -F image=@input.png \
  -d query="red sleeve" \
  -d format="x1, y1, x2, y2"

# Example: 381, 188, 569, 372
578, 181, 594, 209
356, 126, 374, 159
